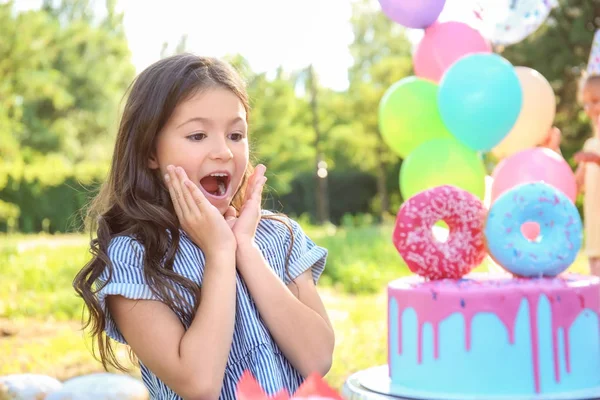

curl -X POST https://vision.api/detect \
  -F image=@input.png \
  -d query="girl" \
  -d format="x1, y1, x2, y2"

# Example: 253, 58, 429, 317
574, 72, 600, 277
73, 54, 335, 400
571, 30, 600, 276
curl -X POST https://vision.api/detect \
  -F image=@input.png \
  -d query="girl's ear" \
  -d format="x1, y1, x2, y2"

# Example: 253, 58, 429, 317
148, 154, 159, 169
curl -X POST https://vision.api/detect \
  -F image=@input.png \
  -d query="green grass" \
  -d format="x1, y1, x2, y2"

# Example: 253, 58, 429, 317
0, 289, 385, 389
305, 223, 412, 293
0, 223, 405, 321
0, 233, 90, 320
0, 227, 399, 390
0, 226, 592, 392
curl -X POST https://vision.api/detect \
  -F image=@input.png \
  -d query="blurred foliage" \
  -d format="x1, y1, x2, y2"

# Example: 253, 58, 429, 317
1, 0, 599, 232
500, 0, 600, 160
0, 0, 133, 231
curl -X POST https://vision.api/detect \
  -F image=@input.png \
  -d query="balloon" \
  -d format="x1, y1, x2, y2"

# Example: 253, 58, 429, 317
400, 138, 487, 200
475, 0, 557, 46
378, 0, 446, 29
413, 22, 491, 83
484, 175, 493, 208
492, 67, 556, 159
379, 77, 453, 159
490, 147, 577, 203
438, 53, 522, 151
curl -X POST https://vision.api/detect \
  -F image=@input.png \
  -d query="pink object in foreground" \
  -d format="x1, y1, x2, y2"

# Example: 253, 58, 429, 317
236, 371, 343, 400
491, 147, 577, 203
413, 21, 491, 83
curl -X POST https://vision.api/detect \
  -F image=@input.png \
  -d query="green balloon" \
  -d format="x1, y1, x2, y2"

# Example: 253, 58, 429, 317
379, 76, 452, 159
400, 138, 486, 200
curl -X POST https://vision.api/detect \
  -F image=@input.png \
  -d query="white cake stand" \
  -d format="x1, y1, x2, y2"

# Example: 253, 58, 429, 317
343, 365, 600, 400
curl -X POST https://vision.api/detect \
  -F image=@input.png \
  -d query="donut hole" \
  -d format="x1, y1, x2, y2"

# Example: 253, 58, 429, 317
432, 220, 450, 243
520, 221, 541, 243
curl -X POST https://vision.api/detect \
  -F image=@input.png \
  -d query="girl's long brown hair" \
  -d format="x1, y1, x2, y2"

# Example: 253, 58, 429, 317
73, 54, 293, 372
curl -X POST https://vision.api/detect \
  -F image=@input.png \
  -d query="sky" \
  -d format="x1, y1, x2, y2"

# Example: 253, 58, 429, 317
119, 0, 478, 91
14, 0, 478, 91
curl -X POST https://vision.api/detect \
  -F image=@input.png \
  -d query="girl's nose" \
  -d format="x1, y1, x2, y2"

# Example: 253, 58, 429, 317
209, 138, 233, 161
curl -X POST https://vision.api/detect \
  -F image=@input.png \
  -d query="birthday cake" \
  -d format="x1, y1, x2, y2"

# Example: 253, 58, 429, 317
387, 183, 600, 398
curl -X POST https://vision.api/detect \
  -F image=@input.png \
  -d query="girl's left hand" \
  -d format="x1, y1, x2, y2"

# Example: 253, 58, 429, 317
227, 164, 267, 245
574, 151, 600, 165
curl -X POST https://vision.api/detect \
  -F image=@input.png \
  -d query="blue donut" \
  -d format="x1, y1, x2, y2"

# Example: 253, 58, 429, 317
484, 181, 582, 277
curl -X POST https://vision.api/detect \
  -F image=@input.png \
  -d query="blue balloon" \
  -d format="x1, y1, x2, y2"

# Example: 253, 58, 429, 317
438, 53, 522, 152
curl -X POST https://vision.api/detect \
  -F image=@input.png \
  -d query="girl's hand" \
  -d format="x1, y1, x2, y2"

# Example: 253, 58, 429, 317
540, 126, 561, 153
229, 164, 267, 246
574, 151, 600, 165
165, 165, 236, 258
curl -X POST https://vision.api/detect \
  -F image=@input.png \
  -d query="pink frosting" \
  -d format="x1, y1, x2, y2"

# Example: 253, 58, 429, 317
388, 273, 600, 393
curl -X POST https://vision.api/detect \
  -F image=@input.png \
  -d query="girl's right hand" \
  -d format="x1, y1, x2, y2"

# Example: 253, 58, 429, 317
165, 165, 237, 258
539, 126, 561, 153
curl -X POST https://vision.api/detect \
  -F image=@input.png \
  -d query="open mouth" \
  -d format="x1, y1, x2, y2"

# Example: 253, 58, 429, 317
199, 172, 231, 198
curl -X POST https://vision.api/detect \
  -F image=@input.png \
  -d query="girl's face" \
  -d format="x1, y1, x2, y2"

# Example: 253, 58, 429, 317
149, 87, 249, 215
582, 78, 600, 130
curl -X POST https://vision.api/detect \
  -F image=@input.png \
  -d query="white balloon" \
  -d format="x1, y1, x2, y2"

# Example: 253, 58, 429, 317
475, 0, 557, 46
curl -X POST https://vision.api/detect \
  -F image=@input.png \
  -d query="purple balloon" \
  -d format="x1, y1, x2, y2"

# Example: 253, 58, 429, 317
378, 0, 446, 29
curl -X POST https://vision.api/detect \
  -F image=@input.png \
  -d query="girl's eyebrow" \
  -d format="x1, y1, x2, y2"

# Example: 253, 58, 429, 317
177, 116, 212, 129
177, 116, 245, 129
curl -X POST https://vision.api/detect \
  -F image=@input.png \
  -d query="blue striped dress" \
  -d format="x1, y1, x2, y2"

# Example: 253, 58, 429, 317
96, 210, 328, 399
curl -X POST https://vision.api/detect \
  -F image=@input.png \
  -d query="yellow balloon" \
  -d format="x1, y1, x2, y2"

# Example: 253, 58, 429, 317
491, 67, 556, 159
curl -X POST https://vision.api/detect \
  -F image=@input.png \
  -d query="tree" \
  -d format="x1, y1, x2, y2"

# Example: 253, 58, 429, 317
347, 0, 413, 216
500, 0, 600, 159
0, 0, 135, 230
161, 34, 189, 58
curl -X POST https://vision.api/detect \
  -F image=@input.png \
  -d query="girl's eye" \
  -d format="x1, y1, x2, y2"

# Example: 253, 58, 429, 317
187, 133, 206, 141
229, 132, 244, 142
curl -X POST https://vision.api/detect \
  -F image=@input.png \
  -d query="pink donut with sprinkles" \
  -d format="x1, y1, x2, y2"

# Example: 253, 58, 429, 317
393, 185, 487, 280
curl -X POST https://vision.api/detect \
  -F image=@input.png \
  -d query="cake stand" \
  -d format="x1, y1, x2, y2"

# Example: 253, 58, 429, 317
342, 365, 600, 400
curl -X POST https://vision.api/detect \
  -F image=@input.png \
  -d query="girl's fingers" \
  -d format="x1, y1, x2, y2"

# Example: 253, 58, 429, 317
169, 167, 190, 216
176, 168, 201, 215
250, 164, 267, 200
247, 165, 266, 202
256, 176, 267, 196
245, 171, 257, 203
165, 172, 184, 219
184, 180, 210, 212
249, 176, 267, 203
254, 164, 266, 182
224, 205, 237, 221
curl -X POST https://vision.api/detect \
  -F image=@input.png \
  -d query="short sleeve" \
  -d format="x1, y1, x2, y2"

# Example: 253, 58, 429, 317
95, 236, 158, 344
283, 219, 328, 285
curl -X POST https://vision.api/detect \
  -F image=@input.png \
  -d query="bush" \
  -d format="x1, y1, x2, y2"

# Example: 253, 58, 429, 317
305, 223, 411, 294
271, 170, 381, 225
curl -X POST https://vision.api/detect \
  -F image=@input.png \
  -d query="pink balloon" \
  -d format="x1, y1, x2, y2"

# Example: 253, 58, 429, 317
413, 21, 491, 83
491, 148, 577, 203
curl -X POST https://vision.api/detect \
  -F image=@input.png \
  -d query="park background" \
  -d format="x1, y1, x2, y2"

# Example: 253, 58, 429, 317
1, 0, 599, 392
